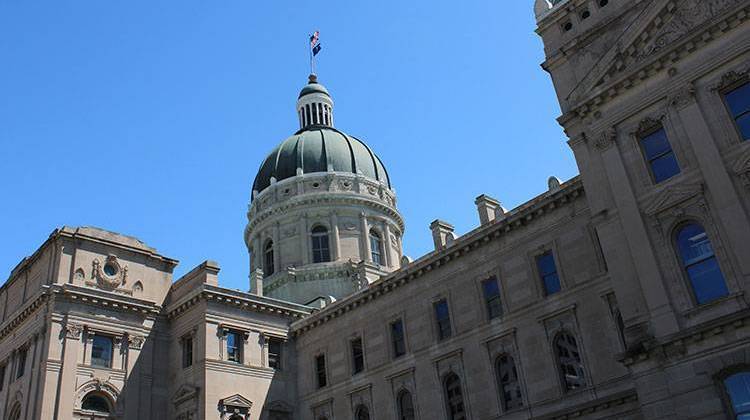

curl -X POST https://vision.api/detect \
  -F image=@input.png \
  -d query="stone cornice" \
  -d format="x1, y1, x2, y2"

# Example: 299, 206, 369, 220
0, 288, 49, 341
291, 177, 585, 336
49, 284, 162, 315
567, 1, 749, 120
246, 193, 405, 241
621, 307, 750, 367
538, 389, 638, 420
166, 284, 312, 321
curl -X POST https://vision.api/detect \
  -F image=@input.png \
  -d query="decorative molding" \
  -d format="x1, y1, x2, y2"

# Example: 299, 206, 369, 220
568, 0, 748, 118
64, 322, 83, 340
732, 147, 750, 189
127, 334, 145, 350
92, 255, 128, 291
635, 116, 664, 136
712, 67, 750, 92
218, 394, 253, 419
642, 183, 704, 215
593, 127, 617, 151
669, 83, 697, 109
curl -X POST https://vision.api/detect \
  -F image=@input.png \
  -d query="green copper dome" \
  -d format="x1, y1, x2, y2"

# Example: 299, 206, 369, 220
252, 126, 391, 196
298, 82, 330, 99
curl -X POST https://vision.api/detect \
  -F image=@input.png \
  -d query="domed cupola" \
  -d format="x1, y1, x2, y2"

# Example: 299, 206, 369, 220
245, 74, 405, 306
297, 74, 334, 129
251, 75, 391, 199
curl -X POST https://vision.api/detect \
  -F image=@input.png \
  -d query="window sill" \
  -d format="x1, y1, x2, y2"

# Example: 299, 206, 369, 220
683, 291, 745, 318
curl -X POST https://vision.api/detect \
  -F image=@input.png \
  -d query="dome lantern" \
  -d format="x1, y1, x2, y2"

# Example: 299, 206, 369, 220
297, 74, 334, 129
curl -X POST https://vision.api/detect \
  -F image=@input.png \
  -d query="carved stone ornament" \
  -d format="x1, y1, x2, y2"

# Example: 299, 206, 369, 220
92, 255, 128, 291
732, 147, 750, 190
669, 83, 696, 109
65, 323, 83, 340
339, 180, 353, 191
127, 334, 145, 350
642, 183, 704, 216
636, 116, 663, 135
713, 68, 749, 92
635, 0, 741, 63
218, 394, 253, 419
594, 127, 617, 151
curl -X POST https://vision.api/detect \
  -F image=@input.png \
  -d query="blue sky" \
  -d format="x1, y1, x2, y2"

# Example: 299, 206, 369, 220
0, 1, 578, 290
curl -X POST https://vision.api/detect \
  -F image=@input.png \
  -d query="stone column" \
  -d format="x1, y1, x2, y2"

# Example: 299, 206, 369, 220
56, 322, 83, 419
272, 222, 281, 274
252, 237, 261, 272
300, 213, 309, 265
674, 92, 750, 276
330, 212, 341, 261
382, 222, 393, 268
360, 213, 372, 262
597, 128, 678, 337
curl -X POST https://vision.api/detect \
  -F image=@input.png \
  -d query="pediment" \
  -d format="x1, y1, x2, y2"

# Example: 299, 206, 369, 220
172, 384, 199, 405
220, 394, 253, 409
642, 183, 703, 216
569, 0, 743, 106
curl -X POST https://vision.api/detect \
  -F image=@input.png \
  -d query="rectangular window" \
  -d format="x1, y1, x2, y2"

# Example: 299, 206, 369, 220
537, 252, 561, 296
640, 128, 680, 183
482, 277, 503, 320
434, 299, 452, 340
268, 338, 282, 370
726, 82, 750, 141
351, 337, 364, 375
182, 336, 193, 369
0, 365, 5, 391
226, 331, 242, 364
91, 336, 113, 368
315, 354, 327, 388
390, 319, 406, 358
16, 348, 27, 379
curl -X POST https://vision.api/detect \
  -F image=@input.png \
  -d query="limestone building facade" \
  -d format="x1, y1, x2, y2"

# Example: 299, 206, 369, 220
1, 0, 750, 419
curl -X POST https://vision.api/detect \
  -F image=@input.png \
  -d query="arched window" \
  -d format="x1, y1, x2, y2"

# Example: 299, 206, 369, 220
725, 371, 750, 418
264, 240, 275, 277
496, 354, 523, 411
6, 403, 21, 420
81, 392, 112, 413
370, 230, 384, 266
354, 405, 370, 420
444, 373, 466, 420
311, 226, 331, 263
397, 390, 415, 420
675, 223, 729, 305
555, 332, 586, 391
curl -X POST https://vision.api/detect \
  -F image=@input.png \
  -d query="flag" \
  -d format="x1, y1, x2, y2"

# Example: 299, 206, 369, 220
310, 31, 322, 56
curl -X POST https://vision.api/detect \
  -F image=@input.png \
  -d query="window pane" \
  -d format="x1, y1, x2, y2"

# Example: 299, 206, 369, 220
677, 224, 715, 264
91, 336, 113, 368
650, 152, 681, 183
737, 113, 750, 141
391, 320, 405, 357
268, 339, 282, 370
435, 300, 452, 340
726, 372, 750, 416
482, 278, 503, 319
351, 338, 364, 374
537, 253, 557, 276
687, 258, 729, 304
544, 273, 561, 295
677, 224, 728, 304
641, 129, 671, 159
726, 83, 750, 117
316, 355, 327, 388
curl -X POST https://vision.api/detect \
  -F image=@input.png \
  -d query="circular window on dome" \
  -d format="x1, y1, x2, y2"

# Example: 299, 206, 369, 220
103, 263, 118, 277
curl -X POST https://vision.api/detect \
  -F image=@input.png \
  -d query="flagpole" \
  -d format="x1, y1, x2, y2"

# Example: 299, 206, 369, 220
309, 34, 315, 75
